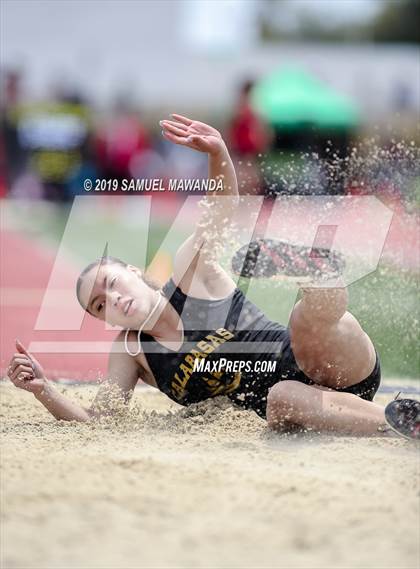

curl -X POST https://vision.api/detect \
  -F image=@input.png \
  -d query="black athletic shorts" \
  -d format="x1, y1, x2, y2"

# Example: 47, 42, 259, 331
278, 332, 381, 401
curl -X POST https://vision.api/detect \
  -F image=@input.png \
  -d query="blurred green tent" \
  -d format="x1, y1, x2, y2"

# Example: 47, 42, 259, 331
252, 67, 359, 129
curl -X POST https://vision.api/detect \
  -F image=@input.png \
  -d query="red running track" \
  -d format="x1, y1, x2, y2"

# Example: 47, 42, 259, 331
1, 229, 114, 382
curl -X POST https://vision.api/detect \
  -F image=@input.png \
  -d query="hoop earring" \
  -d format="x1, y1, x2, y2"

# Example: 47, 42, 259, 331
124, 328, 142, 357
124, 291, 163, 357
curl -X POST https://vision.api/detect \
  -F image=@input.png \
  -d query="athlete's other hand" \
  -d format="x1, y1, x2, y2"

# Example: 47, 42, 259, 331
160, 114, 225, 156
7, 340, 48, 395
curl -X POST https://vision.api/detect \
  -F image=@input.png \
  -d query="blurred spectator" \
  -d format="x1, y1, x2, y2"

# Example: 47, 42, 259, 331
1, 70, 27, 189
229, 79, 270, 157
9, 89, 92, 202
228, 79, 271, 195
0, 136, 7, 198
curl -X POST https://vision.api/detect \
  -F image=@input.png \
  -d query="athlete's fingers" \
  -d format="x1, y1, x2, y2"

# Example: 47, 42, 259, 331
11, 353, 33, 363
16, 339, 32, 356
15, 339, 42, 370
160, 122, 189, 138
171, 113, 193, 126
163, 122, 201, 138
162, 130, 190, 145
17, 372, 34, 382
10, 371, 34, 386
10, 374, 34, 390
10, 354, 33, 365
9, 364, 34, 382
10, 375, 25, 388
15, 340, 36, 365
160, 119, 189, 132
9, 354, 33, 371
9, 357, 34, 375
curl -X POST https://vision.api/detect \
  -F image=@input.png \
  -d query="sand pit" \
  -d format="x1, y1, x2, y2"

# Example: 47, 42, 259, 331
1, 380, 419, 569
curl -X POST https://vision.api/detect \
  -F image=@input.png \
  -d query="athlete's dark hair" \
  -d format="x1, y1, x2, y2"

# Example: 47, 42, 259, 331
76, 256, 159, 315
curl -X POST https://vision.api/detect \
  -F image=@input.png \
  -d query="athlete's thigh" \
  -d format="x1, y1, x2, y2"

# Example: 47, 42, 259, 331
289, 302, 376, 388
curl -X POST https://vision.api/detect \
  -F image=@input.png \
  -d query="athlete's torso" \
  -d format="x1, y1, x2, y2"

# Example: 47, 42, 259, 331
139, 278, 289, 418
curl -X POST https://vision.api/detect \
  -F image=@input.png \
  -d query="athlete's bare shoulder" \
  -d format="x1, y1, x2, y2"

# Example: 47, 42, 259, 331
112, 330, 158, 388
109, 331, 142, 377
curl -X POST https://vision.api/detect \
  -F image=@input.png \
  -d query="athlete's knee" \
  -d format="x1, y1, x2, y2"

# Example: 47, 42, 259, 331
266, 381, 305, 429
297, 286, 349, 325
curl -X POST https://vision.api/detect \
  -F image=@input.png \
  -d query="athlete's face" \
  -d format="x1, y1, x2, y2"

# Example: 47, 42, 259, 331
79, 263, 157, 328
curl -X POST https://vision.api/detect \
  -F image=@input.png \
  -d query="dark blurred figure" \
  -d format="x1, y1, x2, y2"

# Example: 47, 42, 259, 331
230, 80, 269, 156
41, 91, 92, 202
229, 79, 270, 195
0, 70, 27, 193
8, 86, 93, 202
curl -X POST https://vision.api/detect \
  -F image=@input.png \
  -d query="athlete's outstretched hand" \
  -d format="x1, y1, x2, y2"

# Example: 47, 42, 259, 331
7, 340, 47, 395
160, 114, 225, 156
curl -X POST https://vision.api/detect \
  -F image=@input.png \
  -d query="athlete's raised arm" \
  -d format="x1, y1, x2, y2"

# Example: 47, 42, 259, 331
7, 339, 141, 422
160, 114, 238, 295
160, 113, 238, 198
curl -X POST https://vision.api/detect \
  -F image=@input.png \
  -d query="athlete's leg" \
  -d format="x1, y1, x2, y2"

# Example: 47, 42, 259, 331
266, 381, 388, 436
288, 285, 377, 388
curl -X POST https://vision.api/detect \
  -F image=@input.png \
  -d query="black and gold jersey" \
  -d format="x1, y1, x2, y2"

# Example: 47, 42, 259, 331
140, 278, 288, 418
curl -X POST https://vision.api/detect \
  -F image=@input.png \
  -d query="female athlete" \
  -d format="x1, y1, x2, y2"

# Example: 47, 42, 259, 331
7, 114, 419, 440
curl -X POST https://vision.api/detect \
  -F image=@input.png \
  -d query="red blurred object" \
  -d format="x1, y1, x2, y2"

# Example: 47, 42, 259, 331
230, 104, 269, 156
95, 114, 150, 179
229, 80, 269, 157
